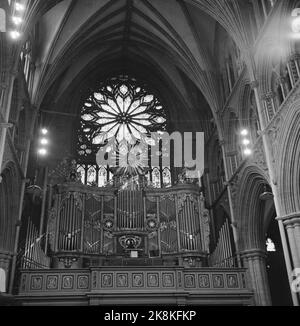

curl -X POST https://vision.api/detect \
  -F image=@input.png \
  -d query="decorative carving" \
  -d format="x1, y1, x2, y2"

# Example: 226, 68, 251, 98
59, 257, 78, 269
146, 216, 158, 231
49, 158, 82, 184
198, 274, 210, 288
228, 174, 239, 212
117, 274, 128, 288
159, 220, 177, 232
103, 217, 114, 231
177, 168, 199, 186
148, 273, 159, 287
31, 276, 43, 290
227, 274, 239, 288
202, 209, 210, 253
267, 115, 282, 184
212, 274, 224, 288
102, 274, 113, 288
119, 236, 142, 250
78, 276, 89, 289
162, 273, 174, 287
252, 140, 268, 172
185, 274, 195, 288
47, 276, 58, 290
62, 276, 74, 289
132, 274, 144, 287
47, 206, 57, 251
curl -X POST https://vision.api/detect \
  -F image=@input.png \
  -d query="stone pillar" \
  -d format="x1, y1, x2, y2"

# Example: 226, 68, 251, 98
276, 214, 300, 305
277, 214, 300, 270
241, 249, 272, 306
0, 70, 17, 175
0, 251, 13, 292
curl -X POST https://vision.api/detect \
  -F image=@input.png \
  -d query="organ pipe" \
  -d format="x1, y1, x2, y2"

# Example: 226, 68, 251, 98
209, 220, 234, 267
80, 194, 85, 252
44, 184, 210, 263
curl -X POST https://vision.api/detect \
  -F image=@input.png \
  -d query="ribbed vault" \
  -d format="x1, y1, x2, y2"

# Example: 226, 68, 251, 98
31, 0, 251, 116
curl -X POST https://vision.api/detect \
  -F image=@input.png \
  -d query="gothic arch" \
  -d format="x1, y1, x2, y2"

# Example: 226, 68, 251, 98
0, 161, 20, 254
277, 98, 300, 214
255, 0, 296, 96
236, 166, 270, 251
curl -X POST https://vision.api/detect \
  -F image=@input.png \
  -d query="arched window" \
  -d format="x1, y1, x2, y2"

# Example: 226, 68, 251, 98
77, 75, 171, 188
152, 167, 161, 189
162, 167, 172, 188
98, 166, 107, 187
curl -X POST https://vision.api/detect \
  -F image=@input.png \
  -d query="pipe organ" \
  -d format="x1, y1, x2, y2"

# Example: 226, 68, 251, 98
18, 172, 250, 306
209, 219, 235, 268
46, 181, 211, 268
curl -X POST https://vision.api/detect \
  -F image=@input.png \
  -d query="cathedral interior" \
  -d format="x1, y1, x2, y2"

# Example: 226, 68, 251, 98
0, 0, 300, 307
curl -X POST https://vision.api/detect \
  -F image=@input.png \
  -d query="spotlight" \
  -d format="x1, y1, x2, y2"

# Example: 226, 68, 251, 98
38, 148, 47, 156
10, 30, 21, 39
12, 16, 23, 25
41, 128, 48, 135
15, 3, 25, 11
244, 148, 252, 156
240, 129, 249, 136
292, 9, 300, 33
40, 138, 49, 145
292, 17, 300, 33
242, 139, 250, 146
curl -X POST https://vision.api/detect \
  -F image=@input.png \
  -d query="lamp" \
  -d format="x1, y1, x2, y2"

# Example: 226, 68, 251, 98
292, 8, 300, 33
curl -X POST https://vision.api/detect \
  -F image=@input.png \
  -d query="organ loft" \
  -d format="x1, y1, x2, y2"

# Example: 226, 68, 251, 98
16, 155, 251, 306
0, 0, 299, 307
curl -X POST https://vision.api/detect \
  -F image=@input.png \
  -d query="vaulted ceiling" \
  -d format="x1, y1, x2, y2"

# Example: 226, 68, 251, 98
31, 0, 251, 117
23, 0, 254, 169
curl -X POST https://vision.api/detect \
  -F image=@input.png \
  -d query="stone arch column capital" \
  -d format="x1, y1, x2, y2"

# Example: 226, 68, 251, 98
240, 249, 267, 260
277, 213, 300, 227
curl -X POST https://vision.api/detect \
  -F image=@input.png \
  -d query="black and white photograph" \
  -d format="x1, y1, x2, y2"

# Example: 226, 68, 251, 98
0, 0, 299, 310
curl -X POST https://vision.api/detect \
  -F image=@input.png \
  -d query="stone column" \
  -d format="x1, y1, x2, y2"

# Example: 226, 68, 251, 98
277, 214, 300, 270
241, 249, 272, 306
276, 214, 300, 304
0, 251, 13, 292
0, 70, 17, 175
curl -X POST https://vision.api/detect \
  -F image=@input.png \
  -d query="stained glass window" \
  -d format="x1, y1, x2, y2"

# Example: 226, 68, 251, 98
162, 167, 172, 188
152, 167, 161, 188
87, 165, 97, 186
98, 166, 107, 187
77, 76, 167, 160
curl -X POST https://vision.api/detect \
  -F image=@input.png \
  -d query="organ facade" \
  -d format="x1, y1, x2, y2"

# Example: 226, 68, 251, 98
16, 164, 253, 306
